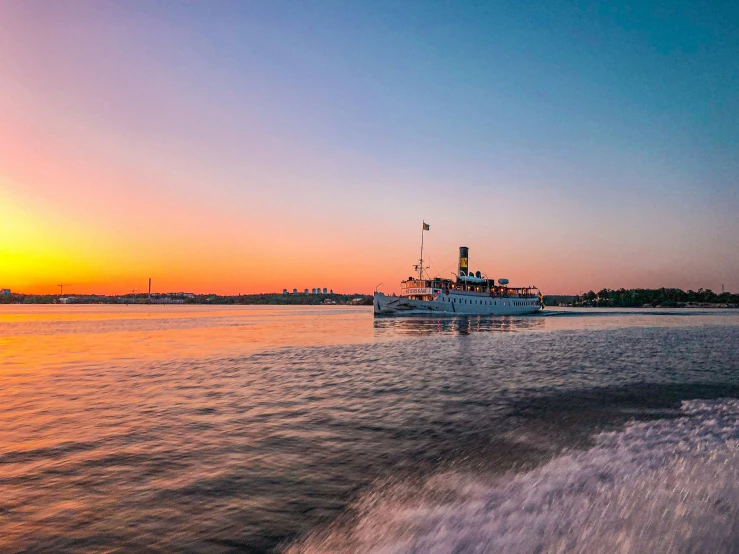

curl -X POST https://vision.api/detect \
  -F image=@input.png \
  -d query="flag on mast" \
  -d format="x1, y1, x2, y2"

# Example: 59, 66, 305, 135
422, 222, 430, 231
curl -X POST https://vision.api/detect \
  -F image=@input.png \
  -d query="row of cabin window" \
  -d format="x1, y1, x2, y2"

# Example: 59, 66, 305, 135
442, 298, 536, 306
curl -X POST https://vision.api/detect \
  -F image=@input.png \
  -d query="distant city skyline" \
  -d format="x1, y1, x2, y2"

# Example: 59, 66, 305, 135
1, 0, 738, 295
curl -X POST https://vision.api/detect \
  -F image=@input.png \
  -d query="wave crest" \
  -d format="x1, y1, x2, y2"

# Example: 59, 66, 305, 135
289, 399, 739, 554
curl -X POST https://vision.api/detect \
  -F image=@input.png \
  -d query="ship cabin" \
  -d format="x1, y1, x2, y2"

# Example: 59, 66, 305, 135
400, 277, 539, 302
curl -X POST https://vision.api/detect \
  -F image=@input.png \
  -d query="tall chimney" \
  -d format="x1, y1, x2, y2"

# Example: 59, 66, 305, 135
458, 246, 469, 276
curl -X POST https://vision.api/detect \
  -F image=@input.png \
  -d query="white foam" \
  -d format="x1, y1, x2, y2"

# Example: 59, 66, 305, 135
289, 399, 739, 553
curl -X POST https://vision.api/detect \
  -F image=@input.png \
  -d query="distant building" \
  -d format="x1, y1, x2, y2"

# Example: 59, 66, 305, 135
330, 289, 334, 295
0, 289, 10, 296
304, 289, 309, 294
151, 297, 185, 304
293, 288, 298, 294
283, 289, 288, 295
311, 288, 316, 294
322, 288, 327, 294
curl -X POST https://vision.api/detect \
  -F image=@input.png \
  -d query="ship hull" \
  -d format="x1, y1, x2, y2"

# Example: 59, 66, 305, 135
373, 292, 542, 317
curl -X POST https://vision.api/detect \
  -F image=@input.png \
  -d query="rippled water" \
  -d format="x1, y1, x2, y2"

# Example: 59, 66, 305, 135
2, 305, 739, 553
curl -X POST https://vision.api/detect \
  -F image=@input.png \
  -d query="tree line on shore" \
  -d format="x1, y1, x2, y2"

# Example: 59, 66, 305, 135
2, 288, 736, 308
545, 288, 739, 308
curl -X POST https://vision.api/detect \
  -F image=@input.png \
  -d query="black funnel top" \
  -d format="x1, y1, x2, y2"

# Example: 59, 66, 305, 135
459, 246, 468, 276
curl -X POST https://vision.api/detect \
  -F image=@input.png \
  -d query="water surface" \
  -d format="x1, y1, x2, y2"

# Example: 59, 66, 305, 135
2, 305, 739, 552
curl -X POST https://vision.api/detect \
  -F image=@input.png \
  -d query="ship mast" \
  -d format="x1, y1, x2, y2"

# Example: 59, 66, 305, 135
417, 221, 430, 280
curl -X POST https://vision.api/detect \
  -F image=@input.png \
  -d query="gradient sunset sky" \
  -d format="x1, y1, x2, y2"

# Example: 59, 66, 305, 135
1, 0, 737, 295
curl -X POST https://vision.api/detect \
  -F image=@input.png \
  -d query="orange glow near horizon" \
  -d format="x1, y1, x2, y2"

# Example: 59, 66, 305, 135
0, 110, 397, 296
2, 142, 736, 297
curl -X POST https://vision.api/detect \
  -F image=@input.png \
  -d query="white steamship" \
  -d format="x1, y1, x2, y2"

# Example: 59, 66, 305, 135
374, 223, 544, 316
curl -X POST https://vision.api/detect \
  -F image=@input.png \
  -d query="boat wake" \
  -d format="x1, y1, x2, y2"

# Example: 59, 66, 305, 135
288, 399, 739, 553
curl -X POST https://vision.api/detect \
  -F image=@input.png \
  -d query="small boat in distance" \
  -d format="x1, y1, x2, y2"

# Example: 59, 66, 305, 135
374, 224, 544, 316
